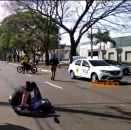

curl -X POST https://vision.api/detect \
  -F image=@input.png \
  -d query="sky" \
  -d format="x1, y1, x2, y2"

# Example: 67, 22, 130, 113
0, 1, 131, 46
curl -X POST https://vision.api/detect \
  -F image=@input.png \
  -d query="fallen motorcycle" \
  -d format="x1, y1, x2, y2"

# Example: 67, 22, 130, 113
17, 63, 38, 73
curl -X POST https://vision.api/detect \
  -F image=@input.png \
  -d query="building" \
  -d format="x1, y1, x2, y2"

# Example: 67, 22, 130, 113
77, 35, 131, 62
42, 44, 71, 61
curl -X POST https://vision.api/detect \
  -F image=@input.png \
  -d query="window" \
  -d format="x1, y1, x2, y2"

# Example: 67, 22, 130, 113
82, 60, 89, 66
64, 50, 69, 53
75, 60, 82, 66
105, 60, 112, 64
88, 51, 98, 56
88, 60, 111, 66
111, 60, 119, 65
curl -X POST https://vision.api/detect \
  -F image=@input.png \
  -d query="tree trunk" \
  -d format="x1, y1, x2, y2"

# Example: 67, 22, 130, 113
70, 35, 77, 63
33, 53, 35, 64
45, 50, 49, 66
99, 42, 101, 58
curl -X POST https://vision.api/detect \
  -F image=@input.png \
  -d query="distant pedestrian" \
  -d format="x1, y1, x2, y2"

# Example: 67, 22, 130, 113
49, 54, 59, 80
21, 53, 29, 74
35, 55, 39, 65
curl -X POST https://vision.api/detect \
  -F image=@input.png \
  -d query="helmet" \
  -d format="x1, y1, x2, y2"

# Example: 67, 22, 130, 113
25, 81, 33, 92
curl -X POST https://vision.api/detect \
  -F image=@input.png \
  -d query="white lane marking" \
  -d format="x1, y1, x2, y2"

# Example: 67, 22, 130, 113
27, 74, 32, 76
45, 82, 63, 89
38, 68, 51, 72
9, 63, 18, 66
41, 70, 51, 72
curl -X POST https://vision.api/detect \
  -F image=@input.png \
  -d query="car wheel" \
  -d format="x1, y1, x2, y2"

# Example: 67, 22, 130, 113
91, 73, 98, 82
123, 68, 129, 75
70, 70, 75, 79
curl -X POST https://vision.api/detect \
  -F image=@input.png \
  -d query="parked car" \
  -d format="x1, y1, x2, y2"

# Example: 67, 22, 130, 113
68, 59, 123, 81
104, 59, 131, 75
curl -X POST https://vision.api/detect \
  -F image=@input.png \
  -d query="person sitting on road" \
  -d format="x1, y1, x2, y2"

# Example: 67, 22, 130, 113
9, 81, 34, 113
49, 54, 59, 81
30, 82, 42, 101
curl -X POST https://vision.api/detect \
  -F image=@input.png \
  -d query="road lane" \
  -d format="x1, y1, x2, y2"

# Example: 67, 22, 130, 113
2, 62, 131, 104
0, 62, 131, 130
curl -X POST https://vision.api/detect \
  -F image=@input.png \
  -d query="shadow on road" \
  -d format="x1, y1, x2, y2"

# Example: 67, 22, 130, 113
55, 106, 131, 121
19, 112, 60, 118
0, 123, 30, 130
75, 77, 90, 82
119, 81, 131, 86
124, 74, 131, 76
108, 106, 131, 117
55, 79, 78, 83
0, 101, 60, 119
0, 101, 9, 107
1, 101, 131, 121
31, 73, 44, 75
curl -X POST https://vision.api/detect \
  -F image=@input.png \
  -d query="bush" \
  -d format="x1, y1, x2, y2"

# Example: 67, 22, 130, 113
121, 61, 131, 66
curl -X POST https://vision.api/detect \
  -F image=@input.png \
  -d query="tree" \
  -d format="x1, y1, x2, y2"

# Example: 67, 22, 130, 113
4, 0, 131, 63
92, 30, 116, 50
0, 11, 59, 64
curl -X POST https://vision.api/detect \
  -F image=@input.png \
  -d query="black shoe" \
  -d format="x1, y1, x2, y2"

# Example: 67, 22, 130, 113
54, 117, 60, 123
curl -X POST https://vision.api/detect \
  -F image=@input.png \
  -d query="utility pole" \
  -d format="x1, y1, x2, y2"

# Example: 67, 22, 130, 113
90, 26, 93, 59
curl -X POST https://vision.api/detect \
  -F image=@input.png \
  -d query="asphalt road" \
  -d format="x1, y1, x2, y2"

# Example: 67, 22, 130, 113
0, 61, 131, 130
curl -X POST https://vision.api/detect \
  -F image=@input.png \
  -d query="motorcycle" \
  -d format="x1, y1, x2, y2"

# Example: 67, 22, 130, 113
17, 63, 38, 73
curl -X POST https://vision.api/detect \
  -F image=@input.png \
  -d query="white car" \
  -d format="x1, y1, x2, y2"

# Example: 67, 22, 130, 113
68, 59, 123, 81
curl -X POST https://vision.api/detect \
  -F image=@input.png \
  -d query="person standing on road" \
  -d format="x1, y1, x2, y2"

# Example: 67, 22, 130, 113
21, 53, 29, 74
49, 54, 59, 80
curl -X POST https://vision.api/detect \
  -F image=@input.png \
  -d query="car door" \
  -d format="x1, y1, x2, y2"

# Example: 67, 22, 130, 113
81, 60, 91, 78
74, 60, 82, 76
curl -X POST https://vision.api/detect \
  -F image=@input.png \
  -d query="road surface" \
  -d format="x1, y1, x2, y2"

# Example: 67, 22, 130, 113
0, 62, 131, 130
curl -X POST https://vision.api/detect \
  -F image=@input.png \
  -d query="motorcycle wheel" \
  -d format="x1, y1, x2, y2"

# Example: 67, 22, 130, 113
31, 67, 37, 73
17, 66, 23, 73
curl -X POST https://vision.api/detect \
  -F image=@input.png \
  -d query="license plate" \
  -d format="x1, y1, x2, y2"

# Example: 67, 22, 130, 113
113, 75, 119, 77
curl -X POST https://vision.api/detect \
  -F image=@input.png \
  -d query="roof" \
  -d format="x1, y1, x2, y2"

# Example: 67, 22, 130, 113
79, 35, 131, 47
112, 36, 131, 47
75, 58, 103, 61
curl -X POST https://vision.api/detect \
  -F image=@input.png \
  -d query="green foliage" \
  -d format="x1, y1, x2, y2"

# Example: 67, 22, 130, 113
88, 30, 116, 47
121, 61, 131, 66
0, 11, 59, 55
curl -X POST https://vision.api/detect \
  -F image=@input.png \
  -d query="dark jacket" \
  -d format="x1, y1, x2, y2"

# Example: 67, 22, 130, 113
49, 57, 59, 66
33, 86, 42, 100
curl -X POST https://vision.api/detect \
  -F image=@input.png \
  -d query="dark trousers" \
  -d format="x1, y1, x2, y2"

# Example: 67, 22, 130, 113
23, 62, 28, 74
51, 66, 57, 79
